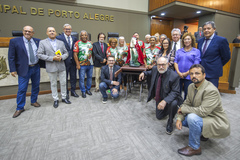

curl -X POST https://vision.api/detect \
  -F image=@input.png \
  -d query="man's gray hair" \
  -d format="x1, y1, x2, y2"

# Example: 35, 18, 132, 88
160, 34, 167, 38
23, 26, 34, 32
157, 56, 169, 63
171, 28, 181, 36
63, 24, 72, 28
203, 21, 216, 29
145, 34, 151, 38
150, 36, 157, 41
80, 30, 88, 35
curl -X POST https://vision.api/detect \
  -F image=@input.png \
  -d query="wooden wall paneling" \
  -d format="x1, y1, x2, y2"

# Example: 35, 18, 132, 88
149, 0, 240, 15
150, 19, 173, 39
149, 0, 175, 12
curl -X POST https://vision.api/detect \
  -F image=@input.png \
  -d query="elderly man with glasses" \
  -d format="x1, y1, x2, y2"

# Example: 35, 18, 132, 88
139, 56, 183, 134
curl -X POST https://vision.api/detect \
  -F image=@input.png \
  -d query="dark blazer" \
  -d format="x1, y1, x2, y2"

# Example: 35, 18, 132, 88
194, 31, 204, 41
101, 65, 122, 90
8, 37, 44, 77
144, 66, 183, 105
56, 34, 77, 66
93, 42, 108, 67
198, 34, 231, 79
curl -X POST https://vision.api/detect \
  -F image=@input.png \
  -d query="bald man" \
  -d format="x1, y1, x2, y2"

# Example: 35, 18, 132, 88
38, 27, 71, 108
8, 25, 44, 118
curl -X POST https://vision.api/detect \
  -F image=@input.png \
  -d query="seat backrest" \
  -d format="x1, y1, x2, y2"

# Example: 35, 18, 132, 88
107, 32, 119, 41
12, 31, 23, 37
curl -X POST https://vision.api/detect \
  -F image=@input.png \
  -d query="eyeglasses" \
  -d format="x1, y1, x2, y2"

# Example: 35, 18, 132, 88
64, 29, 72, 31
23, 30, 33, 33
157, 63, 167, 67
162, 43, 169, 45
172, 34, 180, 36
108, 60, 115, 62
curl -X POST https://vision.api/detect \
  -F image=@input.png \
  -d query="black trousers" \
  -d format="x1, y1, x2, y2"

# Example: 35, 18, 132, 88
65, 61, 77, 94
156, 99, 178, 124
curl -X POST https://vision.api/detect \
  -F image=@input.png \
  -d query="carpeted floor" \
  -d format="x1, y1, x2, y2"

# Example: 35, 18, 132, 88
0, 84, 239, 160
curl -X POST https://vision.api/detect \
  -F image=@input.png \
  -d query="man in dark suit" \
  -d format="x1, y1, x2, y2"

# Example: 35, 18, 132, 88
198, 21, 231, 87
8, 26, 42, 118
99, 55, 121, 104
92, 32, 108, 92
139, 56, 183, 134
171, 28, 182, 52
194, 27, 204, 41
56, 24, 78, 99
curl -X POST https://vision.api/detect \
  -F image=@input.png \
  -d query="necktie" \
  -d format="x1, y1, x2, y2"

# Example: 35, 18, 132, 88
101, 43, 104, 53
109, 67, 113, 88
199, 32, 201, 36
155, 74, 162, 103
67, 36, 71, 49
202, 39, 209, 55
28, 40, 35, 63
173, 42, 177, 51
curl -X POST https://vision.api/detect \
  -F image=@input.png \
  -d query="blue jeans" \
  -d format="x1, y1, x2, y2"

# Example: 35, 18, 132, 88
79, 65, 93, 92
99, 82, 119, 99
179, 79, 192, 100
17, 64, 40, 110
182, 113, 203, 150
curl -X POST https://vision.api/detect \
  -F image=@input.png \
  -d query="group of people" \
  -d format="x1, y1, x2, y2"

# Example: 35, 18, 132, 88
8, 21, 231, 156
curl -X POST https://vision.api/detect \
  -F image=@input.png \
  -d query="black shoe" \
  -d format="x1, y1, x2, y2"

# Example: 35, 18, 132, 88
200, 135, 209, 141
53, 100, 59, 108
82, 92, 86, 98
86, 90, 92, 95
62, 99, 71, 104
166, 122, 173, 135
102, 97, 107, 104
66, 94, 70, 100
71, 91, 79, 97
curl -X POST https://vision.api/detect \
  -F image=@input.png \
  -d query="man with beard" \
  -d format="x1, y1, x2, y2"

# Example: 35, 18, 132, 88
92, 32, 108, 92
99, 55, 121, 103
176, 64, 230, 156
139, 57, 183, 134
73, 30, 93, 98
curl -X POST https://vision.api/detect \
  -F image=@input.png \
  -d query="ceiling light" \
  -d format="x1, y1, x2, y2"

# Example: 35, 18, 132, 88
196, 11, 201, 14
161, 13, 165, 16
151, 15, 156, 19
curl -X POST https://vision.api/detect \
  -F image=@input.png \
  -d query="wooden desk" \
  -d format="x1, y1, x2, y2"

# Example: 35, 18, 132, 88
119, 65, 147, 101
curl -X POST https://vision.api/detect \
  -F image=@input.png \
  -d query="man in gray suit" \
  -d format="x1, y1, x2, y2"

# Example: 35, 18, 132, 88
194, 27, 204, 42
38, 27, 71, 108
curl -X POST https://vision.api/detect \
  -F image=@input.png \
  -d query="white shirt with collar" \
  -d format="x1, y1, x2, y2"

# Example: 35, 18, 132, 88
172, 39, 181, 51
23, 36, 38, 65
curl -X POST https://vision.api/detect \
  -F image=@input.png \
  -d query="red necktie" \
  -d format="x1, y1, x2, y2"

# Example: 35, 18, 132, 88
101, 43, 104, 53
199, 32, 201, 36
155, 74, 162, 103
